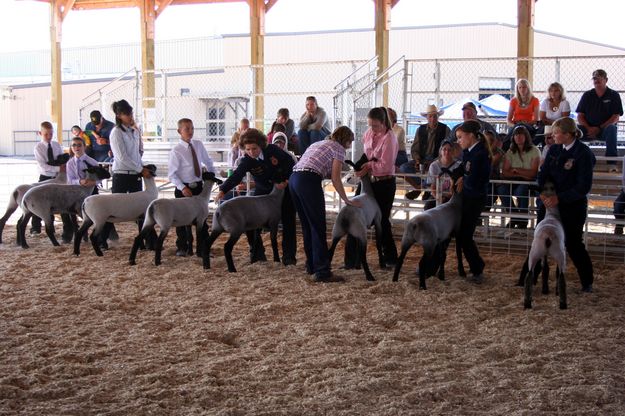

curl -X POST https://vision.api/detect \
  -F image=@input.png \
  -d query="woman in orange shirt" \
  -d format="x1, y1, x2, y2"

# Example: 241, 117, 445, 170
505, 78, 540, 148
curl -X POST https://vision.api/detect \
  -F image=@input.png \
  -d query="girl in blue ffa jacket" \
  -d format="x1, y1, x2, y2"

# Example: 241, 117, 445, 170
214, 128, 296, 265
538, 117, 595, 292
455, 120, 492, 284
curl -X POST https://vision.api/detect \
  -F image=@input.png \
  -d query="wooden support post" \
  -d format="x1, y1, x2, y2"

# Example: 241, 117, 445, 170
249, 0, 265, 130
50, 0, 63, 144
140, 0, 156, 135
374, 0, 391, 106
517, 0, 535, 84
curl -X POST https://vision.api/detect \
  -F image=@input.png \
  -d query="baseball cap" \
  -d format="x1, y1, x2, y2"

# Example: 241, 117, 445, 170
90, 110, 102, 124
461, 102, 477, 111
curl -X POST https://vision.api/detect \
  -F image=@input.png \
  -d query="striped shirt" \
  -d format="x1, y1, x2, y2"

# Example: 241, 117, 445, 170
294, 139, 345, 179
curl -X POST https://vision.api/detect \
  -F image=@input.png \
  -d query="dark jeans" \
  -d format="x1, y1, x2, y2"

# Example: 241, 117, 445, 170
579, 124, 618, 159
289, 171, 330, 278
175, 183, 203, 253
459, 194, 486, 275
281, 187, 297, 263
297, 129, 327, 156
31, 174, 72, 238
614, 190, 625, 225
496, 182, 532, 227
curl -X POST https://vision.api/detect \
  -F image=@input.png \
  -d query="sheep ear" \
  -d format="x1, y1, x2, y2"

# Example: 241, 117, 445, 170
344, 160, 356, 169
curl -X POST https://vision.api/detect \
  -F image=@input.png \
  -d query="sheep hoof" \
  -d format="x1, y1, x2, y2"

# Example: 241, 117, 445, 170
129, 260, 136, 266
559, 303, 567, 310
524, 301, 532, 309
228, 268, 237, 273
366, 276, 376, 282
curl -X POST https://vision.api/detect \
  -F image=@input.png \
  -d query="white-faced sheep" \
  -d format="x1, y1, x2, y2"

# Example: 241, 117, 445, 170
327, 155, 384, 281
16, 165, 111, 248
74, 165, 158, 256
0, 171, 67, 245
393, 190, 466, 289
202, 184, 285, 272
128, 171, 222, 266
519, 182, 567, 310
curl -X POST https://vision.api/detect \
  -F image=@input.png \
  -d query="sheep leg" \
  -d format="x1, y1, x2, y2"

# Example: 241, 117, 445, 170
417, 256, 428, 290
225, 233, 242, 273
154, 229, 169, 266
202, 230, 222, 270
392, 245, 411, 282
517, 254, 530, 287
358, 239, 375, 282
89, 229, 105, 257
270, 226, 280, 263
0, 207, 15, 244
195, 222, 208, 258
327, 237, 341, 265
541, 256, 550, 295
129, 227, 152, 265
557, 266, 567, 310
17, 214, 31, 249
438, 240, 450, 281
74, 218, 93, 256
524, 260, 537, 309
455, 237, 466, 277
44, 219, 60, 247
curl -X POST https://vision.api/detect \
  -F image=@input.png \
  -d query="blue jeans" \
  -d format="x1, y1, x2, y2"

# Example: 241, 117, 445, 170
289, 171, 331, 278
298, 129, 327, 155
614, 190, 625, 222
579, 124, 618, 158
395, 150, 408, 168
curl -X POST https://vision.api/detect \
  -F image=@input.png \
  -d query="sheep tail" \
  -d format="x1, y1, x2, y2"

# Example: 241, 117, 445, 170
544, 237, 552, 249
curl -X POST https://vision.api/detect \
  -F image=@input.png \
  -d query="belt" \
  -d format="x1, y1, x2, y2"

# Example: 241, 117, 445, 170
184, 181, 203, 189
371, 175, 394, 183
294, 168, 322, 176
114, 170, 139, 175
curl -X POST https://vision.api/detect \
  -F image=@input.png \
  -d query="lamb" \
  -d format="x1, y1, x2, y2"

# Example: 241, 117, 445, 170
327, 155, 384, 281
129, 171, 222, 266
16, 166, 111, 249
392, 190, 466, 289
202, 184, 285, 272
74, 165, 158, 257
519, 182, 567, 310
0, 170, 67, 245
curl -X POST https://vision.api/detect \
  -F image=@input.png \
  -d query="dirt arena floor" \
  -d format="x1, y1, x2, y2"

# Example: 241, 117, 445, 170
1, 223, 624, 415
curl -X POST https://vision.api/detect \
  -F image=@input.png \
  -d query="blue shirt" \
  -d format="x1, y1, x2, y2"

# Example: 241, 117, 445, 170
461, 141, 491, 198
85, 119, 115, 162
538, 140, 595, 204
575, 87, 623, 127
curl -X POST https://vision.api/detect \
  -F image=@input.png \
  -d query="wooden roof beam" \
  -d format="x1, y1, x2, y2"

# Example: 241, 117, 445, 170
155, 0, 173, 17
60, 0, 77, 20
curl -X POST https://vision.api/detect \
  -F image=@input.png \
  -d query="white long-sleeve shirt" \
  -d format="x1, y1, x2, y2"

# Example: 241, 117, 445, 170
168, 139, 216, 191
110, 124, 143, 173
34, 140, 63, 177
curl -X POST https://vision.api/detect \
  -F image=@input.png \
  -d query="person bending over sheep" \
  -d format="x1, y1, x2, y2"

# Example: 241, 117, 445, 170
214, 128, 296, 266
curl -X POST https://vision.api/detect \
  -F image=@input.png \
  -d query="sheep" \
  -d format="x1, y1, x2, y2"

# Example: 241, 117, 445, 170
73, 165, 158, 257
0, 170, 68, 245
392, 190, 466, 289
327, 155, 384, 281
16, 166, 111, 249
519, 182, 567, 310
202, 184, 285, 272
128, 171, 222, 266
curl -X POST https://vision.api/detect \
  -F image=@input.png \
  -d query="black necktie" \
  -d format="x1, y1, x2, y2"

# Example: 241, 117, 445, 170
47, 142, 54, 164
189, 143, 200, 177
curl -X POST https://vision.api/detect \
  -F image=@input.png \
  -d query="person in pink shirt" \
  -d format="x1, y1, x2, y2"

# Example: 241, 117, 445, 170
345, 107, 399, 268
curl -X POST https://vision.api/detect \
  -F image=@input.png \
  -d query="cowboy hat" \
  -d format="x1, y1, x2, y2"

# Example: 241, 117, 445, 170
420, 104, 444, 117
535, 125, 553, 136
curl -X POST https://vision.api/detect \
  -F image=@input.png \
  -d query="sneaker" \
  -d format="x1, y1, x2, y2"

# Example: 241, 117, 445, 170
30, 229, 41, 235
405, 190, 421, 200
176, 249, 187, 257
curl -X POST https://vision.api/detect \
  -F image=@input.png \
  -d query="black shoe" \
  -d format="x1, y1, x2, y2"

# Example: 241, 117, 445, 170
176, 249, 187, 257
581, 285, 593, 293
100, 241, 109, 251
469, 273, 484, 284
30, 229, 41, 235
62, 234, 72, 244
314, 272, 345, 283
